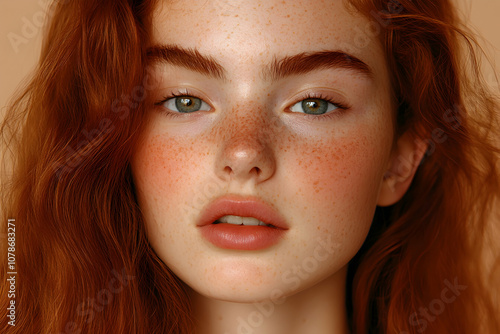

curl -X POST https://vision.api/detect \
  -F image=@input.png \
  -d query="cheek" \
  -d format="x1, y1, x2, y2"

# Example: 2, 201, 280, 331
131, 133, 208, 243
282, 127, 389, 248
133, 134, 201, 200
298, 135, 382, 203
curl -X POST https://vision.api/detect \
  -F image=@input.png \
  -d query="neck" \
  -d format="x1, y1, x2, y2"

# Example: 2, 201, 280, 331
190, 266, 350, 334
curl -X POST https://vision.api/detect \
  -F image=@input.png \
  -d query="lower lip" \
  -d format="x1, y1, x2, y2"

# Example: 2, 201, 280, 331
199, 224, 286, 250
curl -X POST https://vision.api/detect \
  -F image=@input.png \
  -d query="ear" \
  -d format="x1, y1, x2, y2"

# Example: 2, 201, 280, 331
377, 131, 428, 207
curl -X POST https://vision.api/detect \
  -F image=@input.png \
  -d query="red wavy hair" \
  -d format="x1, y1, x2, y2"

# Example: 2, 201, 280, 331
1, 0, 499, 333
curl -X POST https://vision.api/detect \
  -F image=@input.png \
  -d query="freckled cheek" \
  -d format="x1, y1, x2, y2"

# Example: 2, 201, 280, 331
133, 133, 217, 265
132, 134, 209, 208
287, 135, 385, 223
131, 133, 214, 270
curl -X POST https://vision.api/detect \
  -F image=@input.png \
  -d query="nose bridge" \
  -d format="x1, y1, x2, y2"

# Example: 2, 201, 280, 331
224, 103, 271, 143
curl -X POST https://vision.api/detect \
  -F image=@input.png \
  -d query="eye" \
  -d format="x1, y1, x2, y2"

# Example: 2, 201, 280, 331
162, 96, 211, 113
290, 98, 340, 115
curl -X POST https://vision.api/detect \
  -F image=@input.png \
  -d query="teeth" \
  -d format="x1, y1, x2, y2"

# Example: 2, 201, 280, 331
218, 215, 271, 227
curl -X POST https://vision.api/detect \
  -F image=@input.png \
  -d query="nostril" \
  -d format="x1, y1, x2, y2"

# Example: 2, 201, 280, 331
223, 166, 232, 174
252, 167, 262, 176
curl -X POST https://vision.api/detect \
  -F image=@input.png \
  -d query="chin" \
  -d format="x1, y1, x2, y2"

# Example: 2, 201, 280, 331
192, 282, 286, 304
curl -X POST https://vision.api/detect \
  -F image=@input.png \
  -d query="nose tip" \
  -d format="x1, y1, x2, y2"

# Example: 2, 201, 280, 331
223, 143, 264, 176
216, 130, 276, 184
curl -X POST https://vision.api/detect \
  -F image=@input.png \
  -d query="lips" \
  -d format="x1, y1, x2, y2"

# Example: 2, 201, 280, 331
197, 195, 289, 250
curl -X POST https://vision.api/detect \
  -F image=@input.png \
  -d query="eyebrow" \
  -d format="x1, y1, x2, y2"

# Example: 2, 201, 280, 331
146, 44, 373, 81
147, 45, 226, 79
266, 51, 373, 81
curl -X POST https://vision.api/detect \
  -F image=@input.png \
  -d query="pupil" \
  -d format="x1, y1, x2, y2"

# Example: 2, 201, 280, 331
307, 101, 318, 110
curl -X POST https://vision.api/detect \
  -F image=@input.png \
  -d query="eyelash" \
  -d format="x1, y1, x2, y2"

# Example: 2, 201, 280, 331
154, 90, 351, 121
156, 89, 197, 103
288, 92, 350, 121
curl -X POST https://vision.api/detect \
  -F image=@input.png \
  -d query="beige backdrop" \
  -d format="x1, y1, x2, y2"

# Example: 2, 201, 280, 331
1, 0, 499, 111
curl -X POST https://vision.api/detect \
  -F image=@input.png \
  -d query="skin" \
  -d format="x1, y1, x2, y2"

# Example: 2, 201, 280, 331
131, 0, 425, 332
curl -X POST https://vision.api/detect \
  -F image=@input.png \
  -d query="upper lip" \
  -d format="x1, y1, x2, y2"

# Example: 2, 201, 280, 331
196, 195, 289, 230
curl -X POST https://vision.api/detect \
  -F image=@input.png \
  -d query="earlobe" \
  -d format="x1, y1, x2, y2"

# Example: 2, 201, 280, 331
377, 131, 428, 207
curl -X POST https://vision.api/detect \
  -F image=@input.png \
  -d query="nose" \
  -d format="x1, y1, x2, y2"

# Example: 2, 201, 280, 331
215, 112, 276, 185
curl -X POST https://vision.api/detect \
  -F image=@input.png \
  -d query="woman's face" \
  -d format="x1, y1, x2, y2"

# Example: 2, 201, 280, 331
132, 0, 395, 302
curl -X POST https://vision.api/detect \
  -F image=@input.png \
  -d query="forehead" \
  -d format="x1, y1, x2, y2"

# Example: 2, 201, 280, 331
150, 0, 385, 77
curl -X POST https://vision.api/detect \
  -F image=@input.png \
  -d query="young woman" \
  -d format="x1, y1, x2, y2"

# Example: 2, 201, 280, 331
1, 0, 499, 333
